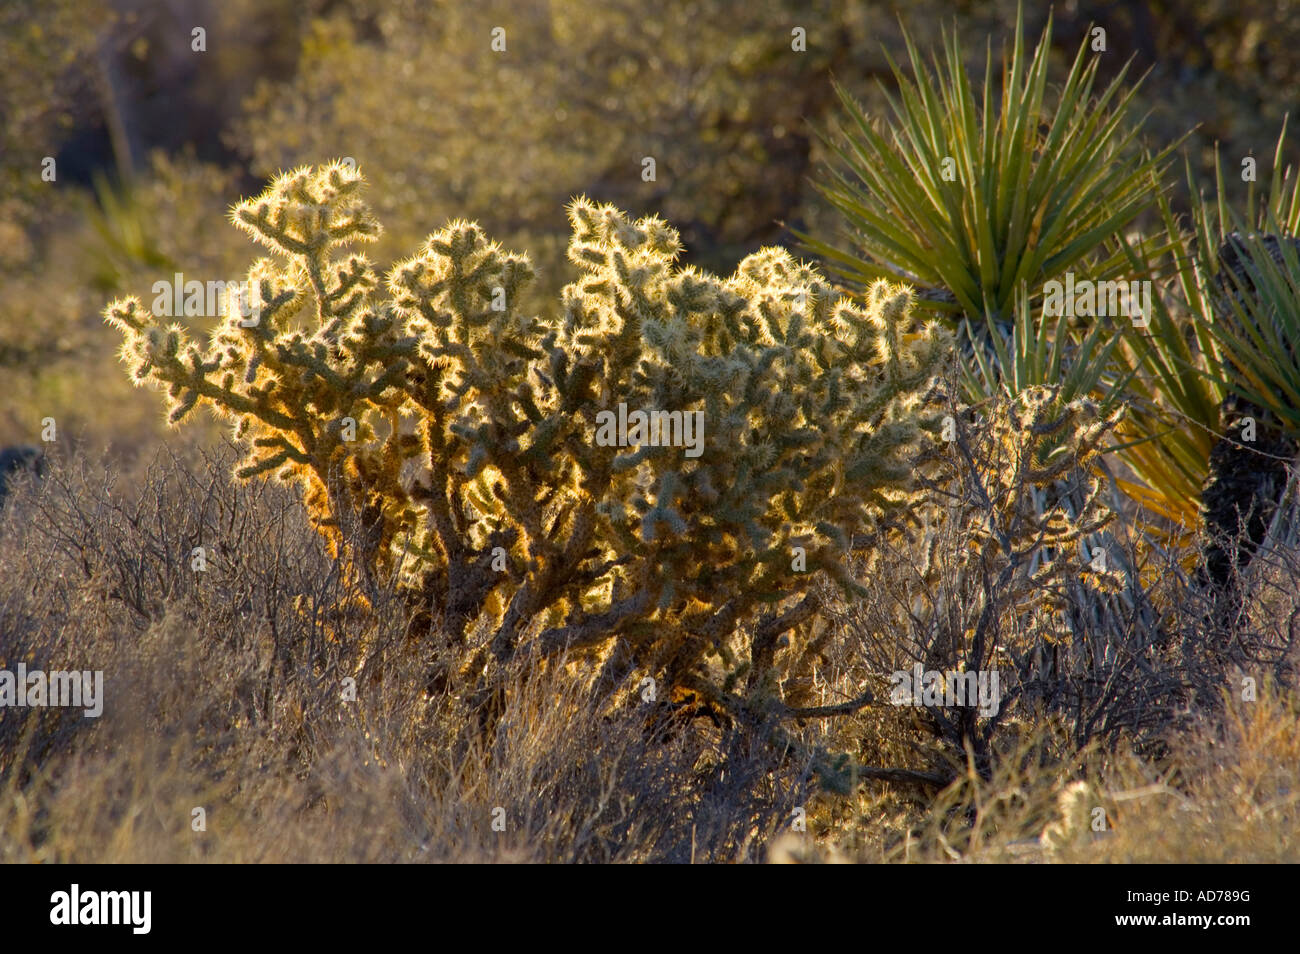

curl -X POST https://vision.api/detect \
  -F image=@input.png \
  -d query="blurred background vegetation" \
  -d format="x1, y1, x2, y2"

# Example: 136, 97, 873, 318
3, 0, 1299, 455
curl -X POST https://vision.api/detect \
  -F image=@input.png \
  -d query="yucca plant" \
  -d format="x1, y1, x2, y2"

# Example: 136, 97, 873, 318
1191, 132, 1300, 616
1108, 172, 1226, 537
1209, 235, 1300, 427
804, 5, 1178, 354
802, 0, 1194, 662
1102, 122, 1300, 625
1198, 124, 1300, 429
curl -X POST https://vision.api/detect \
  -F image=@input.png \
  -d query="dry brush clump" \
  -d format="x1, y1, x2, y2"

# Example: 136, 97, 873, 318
0, 449, 818, 862
787, 386, 1300, 860
848, 673, 1300, 864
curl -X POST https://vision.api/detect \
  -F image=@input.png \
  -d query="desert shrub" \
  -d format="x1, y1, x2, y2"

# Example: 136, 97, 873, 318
792, 396, 1300, 861
0, 443, 380, 782
857, 675, 1300, 864
3, 436, 1291, 862
104, 161, 952, 747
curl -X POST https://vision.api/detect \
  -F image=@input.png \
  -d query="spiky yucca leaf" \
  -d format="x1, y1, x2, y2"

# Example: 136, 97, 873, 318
1198, 120, 1300, 429
1111, 123, 1300, 533
1107, 172, 1225, 533
1206, 232, 1300, 429
805, 6, 1177, 339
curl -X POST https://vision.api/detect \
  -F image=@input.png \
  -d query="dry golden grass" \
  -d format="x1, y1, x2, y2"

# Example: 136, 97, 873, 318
1, 447, 1296, 864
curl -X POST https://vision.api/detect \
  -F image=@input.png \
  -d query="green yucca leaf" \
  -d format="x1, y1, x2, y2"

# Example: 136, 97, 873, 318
805, 5, 1179, 334
1204, 231, 1300, 431
1104, 170, 1224, 526
1189, 123, 1300, 432
1110, 121, 1300, 529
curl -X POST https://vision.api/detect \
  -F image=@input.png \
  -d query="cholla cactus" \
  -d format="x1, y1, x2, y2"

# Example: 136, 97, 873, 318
942, 387, 1124, 649
967, 389, 1122, 589
868, 386, 1127, 770
1038, 780, 1091, 854
106, 161, 951, 713
911, 386, 1124, 690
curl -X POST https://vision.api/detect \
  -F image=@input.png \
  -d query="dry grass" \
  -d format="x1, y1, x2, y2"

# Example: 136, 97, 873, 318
0, 446, 816, 862
0, 441, 1296, 863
